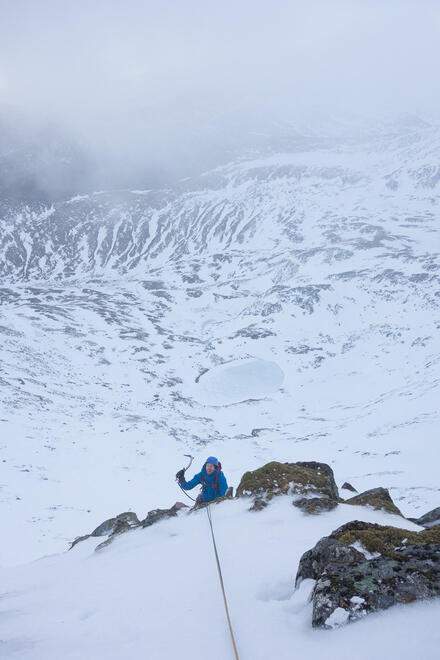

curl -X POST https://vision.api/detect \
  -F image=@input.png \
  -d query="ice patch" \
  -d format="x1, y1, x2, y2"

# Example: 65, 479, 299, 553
193, 358, 285, 405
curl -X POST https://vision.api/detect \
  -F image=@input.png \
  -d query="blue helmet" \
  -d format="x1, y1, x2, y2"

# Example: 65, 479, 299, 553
205, 456, 219, 467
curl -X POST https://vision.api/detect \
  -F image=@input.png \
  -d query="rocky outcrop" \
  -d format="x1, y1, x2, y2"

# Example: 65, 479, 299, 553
70, 489, 237, 551
70, 502, 188, 551
292, 497, 338, 514
91, 512, 140, 537
408, 506, 440, 528
344, 487, 402, 516
341, 482, 357, 493
236, 461, 339, 513
189, 487, 235, 512
141, 503, 188, 527
295, 520, 440, 628
296, 536, 365, 585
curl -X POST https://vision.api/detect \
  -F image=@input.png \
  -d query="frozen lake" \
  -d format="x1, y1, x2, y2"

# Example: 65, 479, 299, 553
194, 357, 285, 405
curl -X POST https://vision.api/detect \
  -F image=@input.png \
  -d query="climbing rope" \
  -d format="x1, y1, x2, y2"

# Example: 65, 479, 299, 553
177, 481, 197, 503
175, 455, 239, 657
206, 503, 240, 660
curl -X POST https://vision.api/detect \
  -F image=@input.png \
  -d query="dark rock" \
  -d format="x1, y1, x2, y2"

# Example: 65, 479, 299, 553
70, 511, 140, 549
141, 502, 187, 527
231, 325, 275, 339
70, 534, 90, 549
410, 506, 440, 528
295, 520, 440, 628
345, 487, 402, 516
296, 537, 365, 585
190, 490, 235, 512
70, 502, 188, 551
250, 497, 268, 512
236, 460, 339, 511
92, 512, 139, 537
294, 462, 339, 501
293, 497, 338, 515
342, 482, 357, 493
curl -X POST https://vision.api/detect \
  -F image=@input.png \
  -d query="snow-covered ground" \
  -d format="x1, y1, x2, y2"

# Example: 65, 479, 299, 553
1, 498, 439, 659
1, 120, 439, 656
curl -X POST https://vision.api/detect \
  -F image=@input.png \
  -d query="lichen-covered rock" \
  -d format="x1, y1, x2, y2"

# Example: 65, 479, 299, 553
293, 497, 338, 515
236, 461, 339, 511
344, 487, 402, 516
295, 536, 365, 585
295, 520, 440, 629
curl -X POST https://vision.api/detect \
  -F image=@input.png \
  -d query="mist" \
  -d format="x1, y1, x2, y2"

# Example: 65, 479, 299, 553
1, 0, 439, 196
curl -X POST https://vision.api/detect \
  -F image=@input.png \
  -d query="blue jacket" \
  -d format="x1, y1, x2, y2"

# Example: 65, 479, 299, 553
181, 463, 228, 502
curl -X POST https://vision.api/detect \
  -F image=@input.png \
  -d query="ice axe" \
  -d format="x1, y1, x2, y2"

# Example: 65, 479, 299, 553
175, 454, 197, 502
175, 454, 194, 482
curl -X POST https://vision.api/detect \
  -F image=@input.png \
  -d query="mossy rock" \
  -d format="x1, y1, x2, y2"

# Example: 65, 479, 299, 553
409, 506, 440, 528
332, 520, 440, 556
236, 460, 339, 507
344, 487, 402, 517
293, 497, 338, 515
296, 519, 440, 629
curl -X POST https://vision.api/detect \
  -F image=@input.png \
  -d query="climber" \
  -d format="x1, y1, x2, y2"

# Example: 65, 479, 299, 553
176, 456, 228, 504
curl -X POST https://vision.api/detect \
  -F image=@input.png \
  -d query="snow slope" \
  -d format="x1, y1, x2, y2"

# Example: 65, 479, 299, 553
0, 119, 439, 655
1, 120, 439, 565
1, 498, 439, 659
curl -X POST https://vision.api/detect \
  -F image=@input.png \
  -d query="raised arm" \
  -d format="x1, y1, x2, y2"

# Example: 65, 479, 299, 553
180, 471, 202, 491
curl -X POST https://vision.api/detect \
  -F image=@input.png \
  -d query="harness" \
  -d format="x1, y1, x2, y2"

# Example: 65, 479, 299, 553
201, 462, 222, 495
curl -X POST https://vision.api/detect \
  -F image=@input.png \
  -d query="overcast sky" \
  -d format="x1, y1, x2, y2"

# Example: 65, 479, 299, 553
1, 0, 439, 187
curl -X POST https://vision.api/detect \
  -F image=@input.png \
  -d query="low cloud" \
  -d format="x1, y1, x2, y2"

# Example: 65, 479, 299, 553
1, 0, 439, 195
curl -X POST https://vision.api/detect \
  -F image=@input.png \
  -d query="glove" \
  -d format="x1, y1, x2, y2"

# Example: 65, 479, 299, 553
175, 469, 185, 482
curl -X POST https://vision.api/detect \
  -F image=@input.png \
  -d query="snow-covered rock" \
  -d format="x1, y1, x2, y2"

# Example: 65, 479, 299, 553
236, 460, 339, 511
296, 520, 440, 628
344, 487, 403, 517
409, 506, 440, 529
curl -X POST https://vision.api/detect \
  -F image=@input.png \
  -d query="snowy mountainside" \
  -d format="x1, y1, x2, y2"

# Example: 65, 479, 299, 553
2, 497, 440, 660
0, 122, 439, 567
1, 123, 440, 281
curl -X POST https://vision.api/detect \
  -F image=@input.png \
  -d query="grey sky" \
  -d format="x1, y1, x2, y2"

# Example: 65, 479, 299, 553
0, 0, 439, 188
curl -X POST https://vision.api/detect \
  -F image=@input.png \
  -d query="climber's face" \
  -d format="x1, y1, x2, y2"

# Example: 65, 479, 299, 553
206, 462, 215, 475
